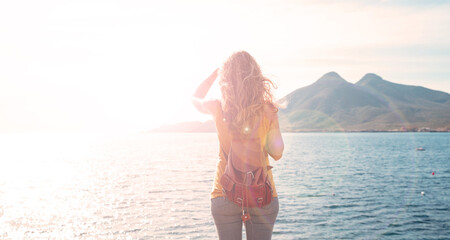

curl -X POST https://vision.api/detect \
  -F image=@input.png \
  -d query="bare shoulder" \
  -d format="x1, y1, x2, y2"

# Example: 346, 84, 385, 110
263, 102, 278, 120
204, 99, 221, 116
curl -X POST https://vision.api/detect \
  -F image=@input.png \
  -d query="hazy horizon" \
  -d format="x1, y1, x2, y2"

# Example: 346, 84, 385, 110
1, 0, 450, 132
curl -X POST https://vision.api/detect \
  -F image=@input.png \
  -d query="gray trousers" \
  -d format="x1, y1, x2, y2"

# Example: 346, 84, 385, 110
211, 197, 279, 240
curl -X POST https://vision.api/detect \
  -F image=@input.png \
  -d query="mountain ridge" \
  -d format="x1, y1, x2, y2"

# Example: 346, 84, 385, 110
149, 73, 450, 132
279, 73, 450, 132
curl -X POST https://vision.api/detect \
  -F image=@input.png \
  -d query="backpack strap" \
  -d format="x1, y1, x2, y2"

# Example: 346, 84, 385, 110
218, 104, 273, 177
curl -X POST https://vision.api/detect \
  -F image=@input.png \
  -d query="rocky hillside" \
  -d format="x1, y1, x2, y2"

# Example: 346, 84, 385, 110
278, 72, 450, 131
149, 72, 450, 132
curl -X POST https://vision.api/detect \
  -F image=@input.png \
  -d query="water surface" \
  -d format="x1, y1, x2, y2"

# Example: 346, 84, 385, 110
0, 132, 448, 239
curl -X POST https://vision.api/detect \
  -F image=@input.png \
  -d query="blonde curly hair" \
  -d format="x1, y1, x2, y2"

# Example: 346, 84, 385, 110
219, 51, 277, 135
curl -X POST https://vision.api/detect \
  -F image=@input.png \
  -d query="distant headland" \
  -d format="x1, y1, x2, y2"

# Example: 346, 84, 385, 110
149, 72, 450, 133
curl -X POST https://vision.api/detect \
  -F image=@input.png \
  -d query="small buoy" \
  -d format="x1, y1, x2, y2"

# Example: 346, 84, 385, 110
432, 172, 435, 176
421, 191, 425, 196
332, 193, 335, 196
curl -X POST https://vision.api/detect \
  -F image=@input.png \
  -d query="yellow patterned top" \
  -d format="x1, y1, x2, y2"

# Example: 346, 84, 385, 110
210, 102, 278, 199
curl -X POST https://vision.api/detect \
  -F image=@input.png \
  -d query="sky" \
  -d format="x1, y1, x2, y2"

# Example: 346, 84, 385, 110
1, 0, 449, 132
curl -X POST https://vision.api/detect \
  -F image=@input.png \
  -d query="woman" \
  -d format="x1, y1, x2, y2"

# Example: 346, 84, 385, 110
191, 51, 284, 240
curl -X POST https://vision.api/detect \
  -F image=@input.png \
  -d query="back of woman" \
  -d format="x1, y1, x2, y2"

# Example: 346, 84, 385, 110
191, 51, 284, 240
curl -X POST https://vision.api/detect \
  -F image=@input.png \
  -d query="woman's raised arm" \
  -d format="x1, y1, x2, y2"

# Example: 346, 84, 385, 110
191, 68, 219, 115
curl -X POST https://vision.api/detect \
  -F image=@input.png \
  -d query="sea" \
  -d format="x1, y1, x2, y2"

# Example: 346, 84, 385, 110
0, 132, 449, 239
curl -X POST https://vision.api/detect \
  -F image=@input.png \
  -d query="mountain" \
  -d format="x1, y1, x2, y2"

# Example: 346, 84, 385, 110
278, 72, 450, 131
149, 72, 450, 132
